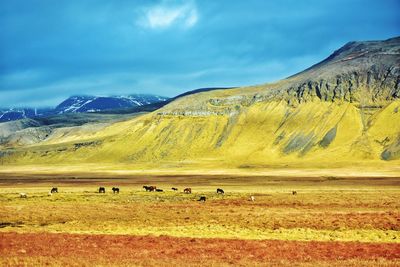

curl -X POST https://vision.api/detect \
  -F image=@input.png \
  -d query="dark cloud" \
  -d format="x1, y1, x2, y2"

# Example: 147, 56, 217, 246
0, 0, 399, 107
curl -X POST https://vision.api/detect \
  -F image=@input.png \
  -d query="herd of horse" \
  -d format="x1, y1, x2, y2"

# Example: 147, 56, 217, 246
18, 186, 226, 202
140, 186, 225, 201
141, 186, 225, 195
97, 187, 120, 194
18, 186, 298, 201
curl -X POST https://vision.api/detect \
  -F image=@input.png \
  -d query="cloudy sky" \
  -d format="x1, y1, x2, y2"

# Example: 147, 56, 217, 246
1, 0, 399, 108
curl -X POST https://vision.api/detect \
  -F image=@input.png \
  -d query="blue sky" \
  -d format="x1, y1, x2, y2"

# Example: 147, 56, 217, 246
0, 0, 399, 108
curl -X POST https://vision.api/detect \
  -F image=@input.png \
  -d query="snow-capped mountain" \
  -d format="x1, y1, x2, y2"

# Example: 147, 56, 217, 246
0, 108, 52, 123
0, 94, 169, 122
54, 94, 168, 114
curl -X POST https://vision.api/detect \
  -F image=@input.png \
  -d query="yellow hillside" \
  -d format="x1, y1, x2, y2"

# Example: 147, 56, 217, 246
5, 91, 399, 170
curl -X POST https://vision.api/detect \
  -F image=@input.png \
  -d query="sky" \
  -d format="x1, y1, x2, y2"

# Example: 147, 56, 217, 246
0, 0, 399, 108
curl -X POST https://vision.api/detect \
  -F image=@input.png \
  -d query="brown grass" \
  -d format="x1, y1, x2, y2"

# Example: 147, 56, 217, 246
1, 232, 400, 266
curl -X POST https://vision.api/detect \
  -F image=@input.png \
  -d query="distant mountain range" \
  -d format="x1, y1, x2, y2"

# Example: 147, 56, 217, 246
0, 94, 168, 122
0, 108, 53, 123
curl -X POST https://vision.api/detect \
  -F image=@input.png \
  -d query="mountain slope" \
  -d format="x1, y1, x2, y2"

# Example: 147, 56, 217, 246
1, 37, 399, 169
0, 113, 140, 149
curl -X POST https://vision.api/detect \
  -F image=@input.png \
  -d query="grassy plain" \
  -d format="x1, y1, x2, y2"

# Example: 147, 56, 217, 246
0, 173, 399, 266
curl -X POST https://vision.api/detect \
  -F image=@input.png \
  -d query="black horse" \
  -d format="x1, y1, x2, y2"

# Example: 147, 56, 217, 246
99, 187, 106, 193
198, 196, 206, 202
51, 187, 58, 193
171, 187, 178, 191
217, 188, 224, 194
112, 187, 120, 194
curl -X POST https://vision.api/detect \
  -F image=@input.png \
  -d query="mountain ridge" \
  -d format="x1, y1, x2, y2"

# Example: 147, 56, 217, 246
0, 94, 168, 122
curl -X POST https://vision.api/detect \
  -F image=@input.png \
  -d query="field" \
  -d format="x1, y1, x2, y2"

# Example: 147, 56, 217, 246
0, 173, 399, 266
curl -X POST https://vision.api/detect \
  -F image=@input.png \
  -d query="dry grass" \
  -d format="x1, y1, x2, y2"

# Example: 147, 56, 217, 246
1, 233, 400, 267
0, 174, 399, 266
0, 175, 399, 242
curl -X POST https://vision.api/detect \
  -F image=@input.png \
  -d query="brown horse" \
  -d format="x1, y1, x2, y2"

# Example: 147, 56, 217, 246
143, 185, 156, 192
183, 188, 192, 194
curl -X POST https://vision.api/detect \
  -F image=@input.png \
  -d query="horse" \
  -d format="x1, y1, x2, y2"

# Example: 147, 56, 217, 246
198, 196, 206, 202
19, 193, 27, 198
156, 189, 163, 192
217, 188, 224, 194
99, 187, 106, 193
171, 187, 178, 191
112, 187, 120, 194
143, 185, 156, 192
292, 191, 297, 195
249, 196, 255, 202
50, 187, 58, 193
183, 188, 192, 194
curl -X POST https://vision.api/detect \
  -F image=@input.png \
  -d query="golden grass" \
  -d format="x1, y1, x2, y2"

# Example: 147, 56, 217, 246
1, 175, 399, 243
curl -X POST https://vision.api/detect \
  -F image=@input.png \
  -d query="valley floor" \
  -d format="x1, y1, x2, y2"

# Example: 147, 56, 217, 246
0, 173, 399, 266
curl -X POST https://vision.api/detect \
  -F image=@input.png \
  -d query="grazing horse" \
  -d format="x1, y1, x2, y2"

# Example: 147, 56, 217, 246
156, 189, 163, 192
217, 188, 224, 194
20, 193, 27, 198
198, 196, 206, 202
183, 188, 192, 194
112, 187, 120, 194
51, 187, 58, 193
99, 187, 106, 193
143, 185, 156, 192
292, 191, 297, 195
171, 187, 178, 191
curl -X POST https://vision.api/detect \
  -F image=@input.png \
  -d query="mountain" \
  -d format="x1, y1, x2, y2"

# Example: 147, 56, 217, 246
0, 94, 168, 123
1, 37, 399, 169
54, 94, 168, 114
0, 108, 52, 123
